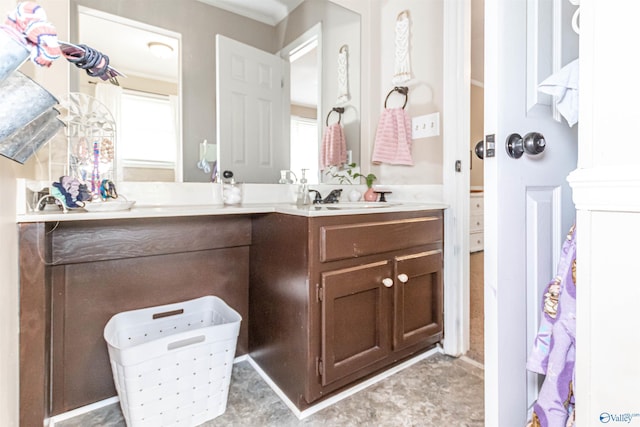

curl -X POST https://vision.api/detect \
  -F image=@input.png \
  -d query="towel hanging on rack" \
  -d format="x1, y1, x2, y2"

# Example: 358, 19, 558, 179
336, 45, 350, 104
372, 87, 413, 166
320, 107, 347, 170
392, 10, 412, 85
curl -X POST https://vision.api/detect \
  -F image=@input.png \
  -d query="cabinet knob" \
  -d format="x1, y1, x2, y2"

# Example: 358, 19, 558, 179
397, 273, 409, 283
382, 278, 394, 288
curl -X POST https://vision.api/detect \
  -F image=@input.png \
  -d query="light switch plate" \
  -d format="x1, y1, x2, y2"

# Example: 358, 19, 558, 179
412, 112, 440, 139
204, 143, 218, 162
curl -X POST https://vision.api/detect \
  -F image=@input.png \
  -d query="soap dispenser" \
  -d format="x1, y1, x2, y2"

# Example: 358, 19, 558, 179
278, 170, 288, 184
296, 169, 311, 207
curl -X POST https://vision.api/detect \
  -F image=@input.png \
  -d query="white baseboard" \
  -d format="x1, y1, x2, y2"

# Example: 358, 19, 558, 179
45, 350, 446, 425
45, 396, 120, 427
459, 355, 485, 370
248, 346, 443, 420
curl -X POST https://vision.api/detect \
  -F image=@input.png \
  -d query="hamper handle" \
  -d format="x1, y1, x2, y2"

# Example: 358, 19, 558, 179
153, 308, 184, 319
167, 335, 205, 350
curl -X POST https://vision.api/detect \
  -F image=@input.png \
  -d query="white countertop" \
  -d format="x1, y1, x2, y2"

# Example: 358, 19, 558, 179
16, 180, 448, 223
16, 201, 448, 223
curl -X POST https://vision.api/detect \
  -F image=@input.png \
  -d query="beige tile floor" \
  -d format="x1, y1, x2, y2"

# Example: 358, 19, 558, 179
57, 353, 484, 427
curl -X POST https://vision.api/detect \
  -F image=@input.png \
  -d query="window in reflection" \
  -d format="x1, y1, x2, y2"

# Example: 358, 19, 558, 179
120, 90, 178, 181
290, 116, 318, 182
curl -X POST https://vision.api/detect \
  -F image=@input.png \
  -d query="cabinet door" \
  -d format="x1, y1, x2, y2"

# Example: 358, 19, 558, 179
393, 250, 444, 351
320, 260, 393, 386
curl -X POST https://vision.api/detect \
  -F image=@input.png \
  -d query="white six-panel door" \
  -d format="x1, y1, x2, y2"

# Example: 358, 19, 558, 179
216, 35, 288, 183
484, 0, 579, 424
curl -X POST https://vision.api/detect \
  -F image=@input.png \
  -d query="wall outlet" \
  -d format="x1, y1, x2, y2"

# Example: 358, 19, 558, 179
412, 112, 440, 139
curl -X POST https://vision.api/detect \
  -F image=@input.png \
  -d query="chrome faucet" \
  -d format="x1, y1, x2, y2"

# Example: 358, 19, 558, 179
308, 189, 323, 204
308, 189, 343, 204
322, 189, 343, 204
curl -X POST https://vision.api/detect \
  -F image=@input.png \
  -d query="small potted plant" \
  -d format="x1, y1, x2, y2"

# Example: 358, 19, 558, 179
353, 171, 377, 201
324, 162, 358, 185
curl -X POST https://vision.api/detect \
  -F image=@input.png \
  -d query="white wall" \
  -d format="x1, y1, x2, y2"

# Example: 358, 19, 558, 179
369, 0, 444, 185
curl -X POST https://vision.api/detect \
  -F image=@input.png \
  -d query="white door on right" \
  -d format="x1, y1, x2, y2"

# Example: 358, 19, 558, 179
483, 0, 579, 425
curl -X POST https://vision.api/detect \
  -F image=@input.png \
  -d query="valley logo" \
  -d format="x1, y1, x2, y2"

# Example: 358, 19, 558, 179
599, 412, 640, 424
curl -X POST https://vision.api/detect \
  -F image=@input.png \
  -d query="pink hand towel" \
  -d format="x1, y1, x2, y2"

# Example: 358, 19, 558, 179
320, 122, 347, 170
372, 108, 414, 165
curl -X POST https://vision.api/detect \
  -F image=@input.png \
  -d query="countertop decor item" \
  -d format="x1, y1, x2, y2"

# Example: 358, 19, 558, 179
353, 172, 377, 202
222, 170, 242, 205
353, 171, 377, 189
324, 161, 359, 184
348, 188, 361, 202
59, 92, 116, 198
82, 198, 135, 212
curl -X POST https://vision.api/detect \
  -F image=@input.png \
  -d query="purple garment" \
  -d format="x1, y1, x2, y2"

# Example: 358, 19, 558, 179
527, 226, 577, 427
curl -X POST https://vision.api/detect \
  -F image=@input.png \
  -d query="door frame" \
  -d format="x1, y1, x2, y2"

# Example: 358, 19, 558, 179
441, 0, 471, 358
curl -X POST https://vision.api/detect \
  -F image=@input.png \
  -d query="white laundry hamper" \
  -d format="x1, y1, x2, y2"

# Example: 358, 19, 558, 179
104, 296, 241, 427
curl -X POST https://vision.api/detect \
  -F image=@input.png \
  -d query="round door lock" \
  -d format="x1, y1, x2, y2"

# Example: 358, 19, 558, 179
506, 133, 525, 159
474, 140, 484, 160
397, 273, 409, 283
382, 278, 394, 288
523, 132, 546, 155
506, 132, 546, 159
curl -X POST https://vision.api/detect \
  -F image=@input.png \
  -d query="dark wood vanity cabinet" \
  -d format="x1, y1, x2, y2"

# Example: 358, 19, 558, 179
19, 215, 252, 426
250, 210, 443, 409
19, 209, 442, 425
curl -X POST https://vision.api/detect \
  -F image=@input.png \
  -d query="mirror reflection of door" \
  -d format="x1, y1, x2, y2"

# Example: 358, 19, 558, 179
288, 33, 320, 184
215, 29, 322, 184
216, 35, 288, 184
76, 7, 182, 182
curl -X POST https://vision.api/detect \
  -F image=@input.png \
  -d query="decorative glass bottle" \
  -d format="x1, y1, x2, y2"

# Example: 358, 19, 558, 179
222, 170, 242, 205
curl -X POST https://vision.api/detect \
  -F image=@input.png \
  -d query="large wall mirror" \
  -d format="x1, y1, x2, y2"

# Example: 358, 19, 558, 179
70, 0, 360, 184
74, 7, 182, 182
